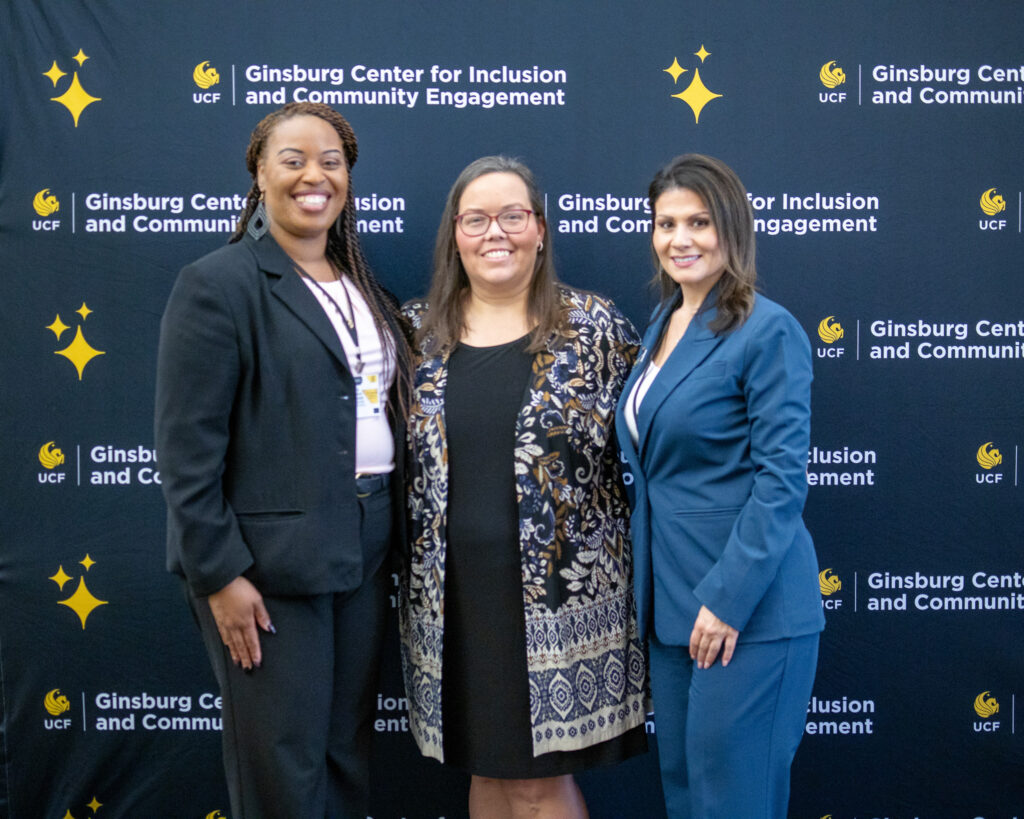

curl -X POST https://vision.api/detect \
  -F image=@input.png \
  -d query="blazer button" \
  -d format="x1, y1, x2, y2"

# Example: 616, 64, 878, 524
340, 394, 350, 401
339, 448, 349, 456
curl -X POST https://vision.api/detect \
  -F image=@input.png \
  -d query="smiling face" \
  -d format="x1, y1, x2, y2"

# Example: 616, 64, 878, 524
256, 114, 348, 251
651, 186, 726, 302
454, 171, 544, 299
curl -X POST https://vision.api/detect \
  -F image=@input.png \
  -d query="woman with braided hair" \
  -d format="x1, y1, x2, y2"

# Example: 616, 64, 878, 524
156, 102, 412, 818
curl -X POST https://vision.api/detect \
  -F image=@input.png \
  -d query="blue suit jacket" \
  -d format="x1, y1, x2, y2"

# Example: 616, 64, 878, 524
616, 292, 825, 645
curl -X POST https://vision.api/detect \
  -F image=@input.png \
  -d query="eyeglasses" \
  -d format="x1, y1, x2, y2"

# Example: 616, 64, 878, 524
455, 209, 534, 237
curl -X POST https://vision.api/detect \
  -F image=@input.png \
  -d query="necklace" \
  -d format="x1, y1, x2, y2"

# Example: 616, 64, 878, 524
293, 262, 364, 373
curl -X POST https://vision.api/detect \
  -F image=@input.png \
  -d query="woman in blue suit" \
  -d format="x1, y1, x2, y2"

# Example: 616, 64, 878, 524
616, 154, 824, 818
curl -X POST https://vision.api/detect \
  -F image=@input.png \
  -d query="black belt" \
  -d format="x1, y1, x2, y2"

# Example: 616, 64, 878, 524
355, 472, 390, 497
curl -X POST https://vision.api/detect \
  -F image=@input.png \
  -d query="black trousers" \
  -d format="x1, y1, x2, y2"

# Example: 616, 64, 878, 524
186, 480, 391, 819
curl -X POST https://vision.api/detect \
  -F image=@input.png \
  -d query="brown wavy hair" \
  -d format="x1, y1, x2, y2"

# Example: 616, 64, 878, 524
232, 102, 412, 419
416, 156, 568, 355
648, 154, 757, 334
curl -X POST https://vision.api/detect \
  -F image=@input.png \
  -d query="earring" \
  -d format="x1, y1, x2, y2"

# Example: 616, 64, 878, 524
247, 199, 268, 240
537, 240, 544, 252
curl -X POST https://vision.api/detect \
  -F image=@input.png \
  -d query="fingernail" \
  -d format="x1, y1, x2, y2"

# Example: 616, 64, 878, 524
267, 623, 276, 634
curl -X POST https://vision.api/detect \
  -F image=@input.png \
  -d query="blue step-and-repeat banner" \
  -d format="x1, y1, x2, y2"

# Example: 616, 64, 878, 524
1, 2, 1022, 817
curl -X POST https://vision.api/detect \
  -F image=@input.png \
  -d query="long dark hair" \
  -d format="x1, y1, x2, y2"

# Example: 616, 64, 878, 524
416, 155, 568, 355
648, 153, 757, 334
233, 102, 413, 419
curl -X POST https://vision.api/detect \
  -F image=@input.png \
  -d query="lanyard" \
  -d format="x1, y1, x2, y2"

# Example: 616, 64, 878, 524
294, 263, 364, 373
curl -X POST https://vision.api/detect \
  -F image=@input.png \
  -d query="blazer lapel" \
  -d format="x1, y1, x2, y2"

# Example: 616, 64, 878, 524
252, 235, 350, 371
637, 302, 725, 460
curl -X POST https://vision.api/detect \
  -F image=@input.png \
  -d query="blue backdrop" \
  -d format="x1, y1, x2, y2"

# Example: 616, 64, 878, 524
2, 2, 1022, 816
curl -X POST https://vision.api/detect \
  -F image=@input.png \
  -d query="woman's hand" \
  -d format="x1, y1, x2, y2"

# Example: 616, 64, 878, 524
689, 605, 739, 669
206, 576, 274, 670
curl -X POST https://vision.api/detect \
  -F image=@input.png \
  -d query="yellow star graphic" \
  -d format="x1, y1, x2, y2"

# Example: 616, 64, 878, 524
62, 811, 76, 819
663, 57, 687, 83
76, 302, 93, 321
55, 326, 105, 380
58, 577, 108, 629
695, 45, 711, 62
87, 796, 103, 812
73, 49, 89, 66
50, 565, 73, 590
51, 72, 101, 127
671, 68, 723, 123
47, 314, 70, 339
80, 554, 96, 571
43, 61, 67, 86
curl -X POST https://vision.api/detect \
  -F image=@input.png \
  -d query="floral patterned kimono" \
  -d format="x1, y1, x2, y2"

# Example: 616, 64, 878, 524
401, 286, 647, 761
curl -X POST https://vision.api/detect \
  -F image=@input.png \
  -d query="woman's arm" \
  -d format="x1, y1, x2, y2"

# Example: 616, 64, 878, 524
693, 306, 813, 642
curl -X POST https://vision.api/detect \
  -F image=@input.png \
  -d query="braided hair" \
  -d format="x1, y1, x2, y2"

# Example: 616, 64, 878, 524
232, 102, 413, 420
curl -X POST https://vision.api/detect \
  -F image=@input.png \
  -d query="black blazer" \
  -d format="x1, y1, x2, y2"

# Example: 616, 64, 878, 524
155, 233, 404, 597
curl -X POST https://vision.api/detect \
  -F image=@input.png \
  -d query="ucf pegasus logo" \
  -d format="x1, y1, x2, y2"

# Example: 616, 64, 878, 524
975, 441, 1004, 485
819, 60, 847, 104
973, 691, 1001, 733
42, 48, 102, 127
33, 188, 62, 231
815, 316, 846, 359
193, 60, 222, 104
819, 569, 843, 611
978, 187, 1008, 232
38, 441, 68, 485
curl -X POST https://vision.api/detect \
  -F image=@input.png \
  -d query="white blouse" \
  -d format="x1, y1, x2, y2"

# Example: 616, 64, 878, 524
623, 359, 661, 447
302, 276, 395, 474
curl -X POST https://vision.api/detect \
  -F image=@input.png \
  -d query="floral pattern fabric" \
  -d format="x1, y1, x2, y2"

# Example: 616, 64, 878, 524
400, 286, 647, 761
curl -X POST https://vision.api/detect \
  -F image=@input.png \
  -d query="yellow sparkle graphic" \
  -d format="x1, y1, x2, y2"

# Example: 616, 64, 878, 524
47, 314, 70, 339
80, 554, 96, 571
663, 57, 687, 83
76, 302, 93, 321
55, 326, 105, 380
50, 566, 73, 590
51, 72, 101, 127
694, 45, 710, 62
87, 796, 103, 812
43, 61, 67, 86
672, 68, 723, 123
62, 812, 76, 819
58, 576, 108, 629
73, 49, 89, 66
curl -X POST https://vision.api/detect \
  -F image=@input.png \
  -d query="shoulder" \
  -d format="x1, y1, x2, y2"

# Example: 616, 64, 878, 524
735, 294, 811, 370
401, 298, 429, 329
557, 285, 639, 343
742, 294, 807, 340
185, 238, 258, 274
175, 239, 261, 292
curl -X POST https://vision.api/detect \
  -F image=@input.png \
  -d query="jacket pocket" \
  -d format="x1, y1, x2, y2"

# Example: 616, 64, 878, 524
672, 505, 743, 518
690, 360, 726, 379
235, 510, 305, 521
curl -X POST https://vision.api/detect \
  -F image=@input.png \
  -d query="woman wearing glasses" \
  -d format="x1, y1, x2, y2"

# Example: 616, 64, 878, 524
401, 156, 647, 817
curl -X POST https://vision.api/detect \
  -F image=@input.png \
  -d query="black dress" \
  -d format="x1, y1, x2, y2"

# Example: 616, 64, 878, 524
441, 335, 645, 778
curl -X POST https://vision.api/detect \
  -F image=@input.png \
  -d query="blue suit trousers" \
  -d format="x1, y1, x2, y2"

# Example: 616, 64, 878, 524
649, 632, 819, 818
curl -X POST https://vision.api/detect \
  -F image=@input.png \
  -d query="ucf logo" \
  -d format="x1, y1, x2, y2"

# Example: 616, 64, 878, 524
978, 188, 1007, 231
33, 188, 62, 231
193, 60, 222, 104
975, 442, 1003, 484
819, 61, 847, 103
38, 441, 67, 484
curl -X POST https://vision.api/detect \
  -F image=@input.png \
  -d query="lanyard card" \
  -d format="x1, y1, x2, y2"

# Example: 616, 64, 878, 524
355, 374, 382, 418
